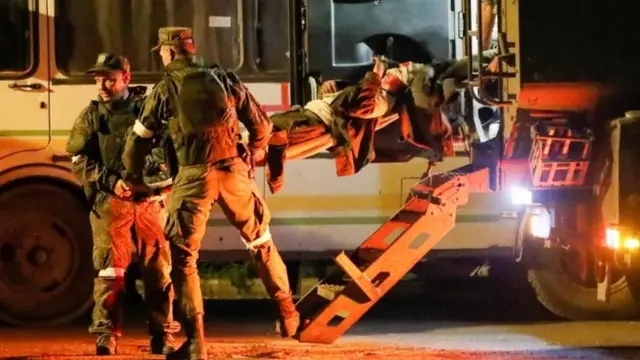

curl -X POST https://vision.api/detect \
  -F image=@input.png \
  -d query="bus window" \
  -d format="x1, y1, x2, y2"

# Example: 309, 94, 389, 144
306, 0, 451, 81
0, 0, 33, 75
55, 0, 243, 75
253, 0, 288, 73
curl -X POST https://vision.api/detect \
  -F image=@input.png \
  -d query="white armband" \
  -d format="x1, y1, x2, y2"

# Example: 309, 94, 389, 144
133, 120, 154, 138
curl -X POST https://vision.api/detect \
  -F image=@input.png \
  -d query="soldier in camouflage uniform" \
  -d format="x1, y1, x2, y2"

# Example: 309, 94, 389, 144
66, 53, 179, 356
122, 27, 300, 360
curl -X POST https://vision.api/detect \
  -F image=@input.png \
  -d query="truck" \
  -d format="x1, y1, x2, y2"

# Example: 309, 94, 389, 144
1, 0, 639, 329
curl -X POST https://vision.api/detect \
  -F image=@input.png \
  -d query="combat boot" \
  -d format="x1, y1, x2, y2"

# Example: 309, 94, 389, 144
275, 295, 300, 338
96, 334, 117, 355
150, 333, 176, 355
165, 315, 207, 360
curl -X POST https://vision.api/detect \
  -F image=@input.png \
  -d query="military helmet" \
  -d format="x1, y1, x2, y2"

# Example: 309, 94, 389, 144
151, 27, 197, 54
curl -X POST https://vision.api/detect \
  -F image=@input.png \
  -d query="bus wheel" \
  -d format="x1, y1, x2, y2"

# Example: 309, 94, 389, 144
0, 183, 94, 326
526, 241, 640, 320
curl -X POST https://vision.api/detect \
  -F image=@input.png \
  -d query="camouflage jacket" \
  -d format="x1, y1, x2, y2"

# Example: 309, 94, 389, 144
66, 86, 172, 199
122, 57, 272, 177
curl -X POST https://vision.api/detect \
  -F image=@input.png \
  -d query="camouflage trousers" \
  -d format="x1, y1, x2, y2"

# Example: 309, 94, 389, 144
165, 158, 292, 318
88, 192, 178, 337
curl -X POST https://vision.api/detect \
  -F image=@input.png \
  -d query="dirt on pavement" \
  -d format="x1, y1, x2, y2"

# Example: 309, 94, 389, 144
0, 335, 489, 360
0, 326, 568, 360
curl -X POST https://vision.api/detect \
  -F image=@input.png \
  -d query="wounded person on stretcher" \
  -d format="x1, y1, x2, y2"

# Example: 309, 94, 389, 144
265, 51, 498, 194
267, 59, 451, 193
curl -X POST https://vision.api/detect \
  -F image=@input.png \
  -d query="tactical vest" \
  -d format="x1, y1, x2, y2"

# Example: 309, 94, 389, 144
88, 93, 171, 188
164, 63, 241, 166
89, 98, 140, 180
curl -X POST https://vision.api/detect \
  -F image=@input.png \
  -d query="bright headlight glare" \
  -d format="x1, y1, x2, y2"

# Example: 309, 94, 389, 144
605, 227, 640, 250
529, 213, 551, 239
511, 186, 533, 205
625, 238, 640, 250
606, 228, 620, 249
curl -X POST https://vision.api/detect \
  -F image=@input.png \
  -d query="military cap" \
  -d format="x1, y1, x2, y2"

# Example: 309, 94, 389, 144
151, 27, 197, 53
86, 53, 131, 75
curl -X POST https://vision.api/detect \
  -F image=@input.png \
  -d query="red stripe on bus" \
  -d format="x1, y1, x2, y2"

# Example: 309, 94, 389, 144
281, 83, 290, 108
260, 83, 291, 113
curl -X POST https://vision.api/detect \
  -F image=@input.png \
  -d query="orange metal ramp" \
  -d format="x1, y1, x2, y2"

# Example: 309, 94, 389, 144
293, 166, 490, 344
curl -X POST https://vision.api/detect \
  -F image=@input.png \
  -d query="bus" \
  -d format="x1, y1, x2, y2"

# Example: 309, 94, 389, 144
3, 0, 631, 327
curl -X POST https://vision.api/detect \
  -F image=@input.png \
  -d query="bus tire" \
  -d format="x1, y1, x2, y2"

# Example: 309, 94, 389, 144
526, 243, 640, 321
0, 183, 94, 327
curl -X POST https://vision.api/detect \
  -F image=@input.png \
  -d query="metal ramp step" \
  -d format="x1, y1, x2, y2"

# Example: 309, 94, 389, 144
293, 170, 482, 344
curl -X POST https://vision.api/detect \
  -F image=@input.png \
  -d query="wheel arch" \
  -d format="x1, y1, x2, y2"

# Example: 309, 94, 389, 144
0, 163, 85, 204
0, 168, 95, 326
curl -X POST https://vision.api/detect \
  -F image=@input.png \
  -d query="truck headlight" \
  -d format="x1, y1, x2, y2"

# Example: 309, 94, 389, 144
606, 228, 620, 249
529, 207, 551, 239
605, 227, 640, 250
511, 186, 533, 205
625, 238, 640, 250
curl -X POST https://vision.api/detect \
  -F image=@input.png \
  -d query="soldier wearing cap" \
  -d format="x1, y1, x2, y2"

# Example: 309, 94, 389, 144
122, 27, 300, 360
66, 53, 179, 356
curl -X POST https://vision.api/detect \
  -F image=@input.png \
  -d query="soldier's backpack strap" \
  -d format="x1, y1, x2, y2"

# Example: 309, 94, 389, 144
156, 74, 180, 177
162, 73, 180, 130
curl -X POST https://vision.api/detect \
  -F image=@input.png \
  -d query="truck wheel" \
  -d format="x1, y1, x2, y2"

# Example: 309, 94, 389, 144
526, 242, 640, 320
0, 183, 94, 326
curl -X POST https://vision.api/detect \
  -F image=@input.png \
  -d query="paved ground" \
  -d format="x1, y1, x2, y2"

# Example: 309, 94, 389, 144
2, 279, 640, 359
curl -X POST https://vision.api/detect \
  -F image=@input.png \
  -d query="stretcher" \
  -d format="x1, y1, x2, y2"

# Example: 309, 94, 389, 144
253, 113, 400, 165
257, 112, 465, 166
285, 113, 400, 160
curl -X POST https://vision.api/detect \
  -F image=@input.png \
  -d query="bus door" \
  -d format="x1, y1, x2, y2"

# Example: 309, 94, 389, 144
0, 0, 50, 159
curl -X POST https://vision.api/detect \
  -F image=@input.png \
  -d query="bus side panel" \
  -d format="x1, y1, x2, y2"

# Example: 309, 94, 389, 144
0, 0, 50, 160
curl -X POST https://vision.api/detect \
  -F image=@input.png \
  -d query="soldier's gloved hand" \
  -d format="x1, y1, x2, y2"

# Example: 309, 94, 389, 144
114, 179, 131, 198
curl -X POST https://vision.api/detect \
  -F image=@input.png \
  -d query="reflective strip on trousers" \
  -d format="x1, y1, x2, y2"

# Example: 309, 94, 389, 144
242, 227, 273, 250
98, 267, 126, 279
